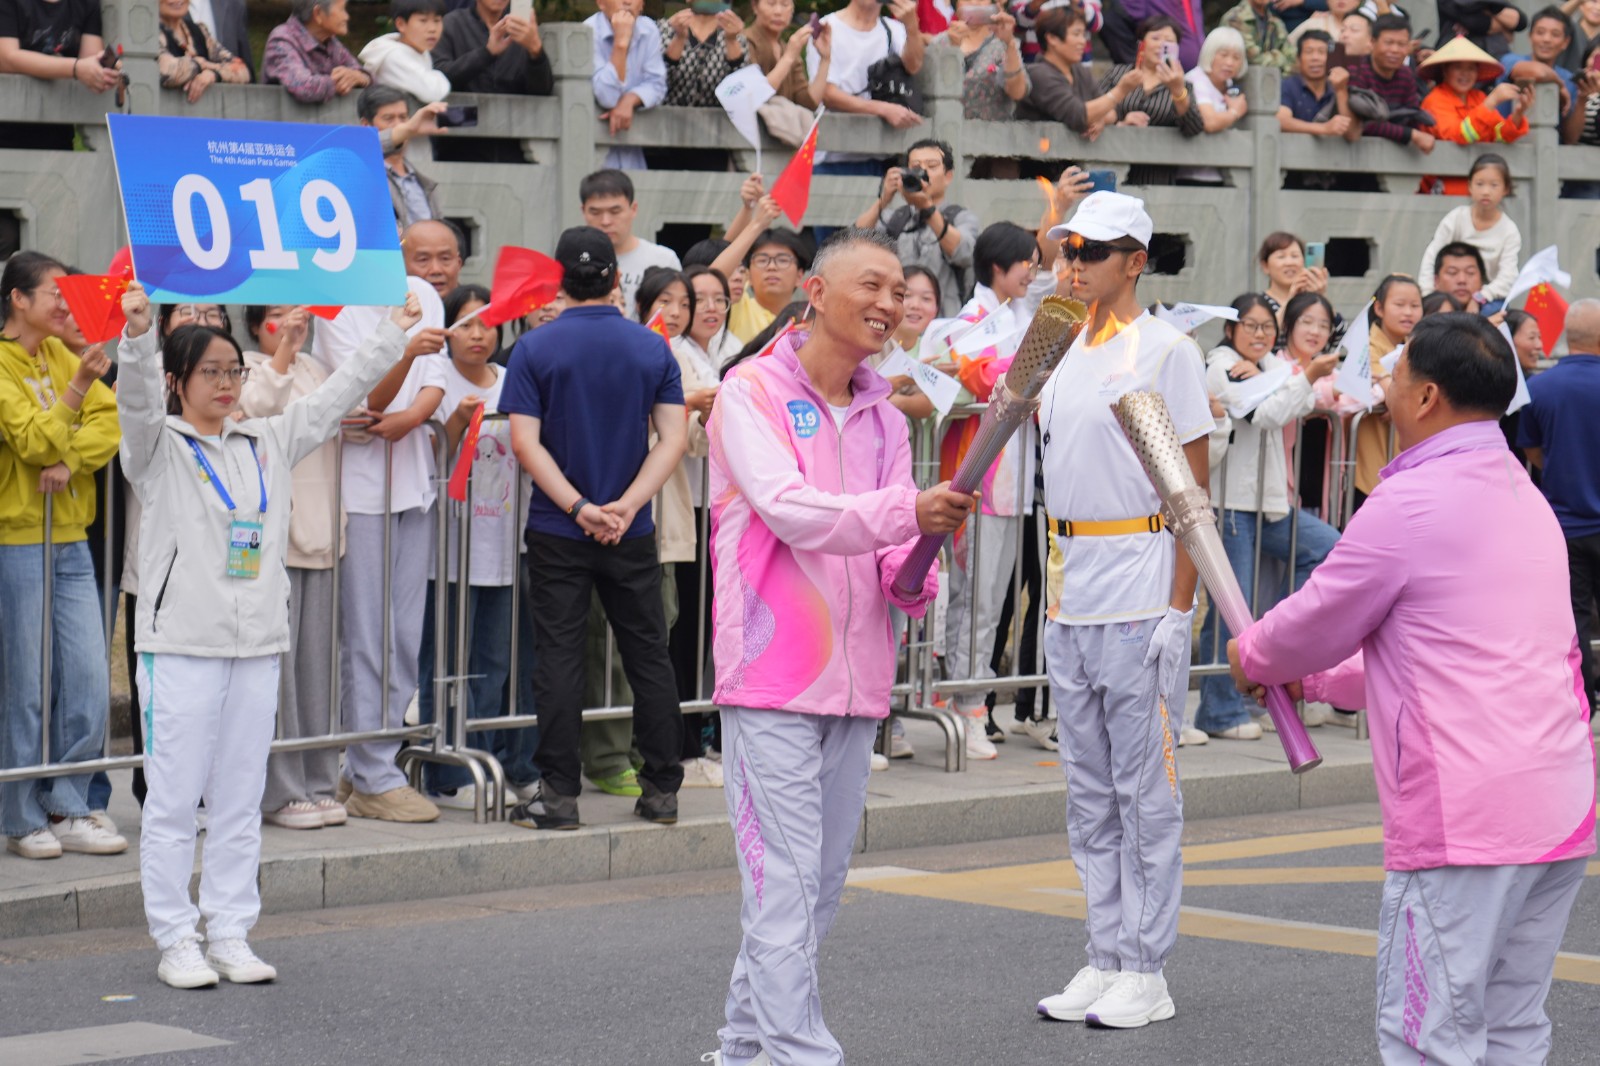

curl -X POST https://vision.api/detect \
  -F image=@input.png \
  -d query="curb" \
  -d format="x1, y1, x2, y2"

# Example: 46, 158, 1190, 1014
0, 759, 1376, 940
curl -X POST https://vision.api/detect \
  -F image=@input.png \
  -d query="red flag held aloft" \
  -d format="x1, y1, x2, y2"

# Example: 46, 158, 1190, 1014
57, 273, 131, 345
770, 111, 822, 227
479, 246, 564, 329
1523, 283, 1568, 357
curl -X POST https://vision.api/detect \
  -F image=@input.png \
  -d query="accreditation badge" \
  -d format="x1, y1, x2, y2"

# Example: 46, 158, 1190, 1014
227, 520, 263, 580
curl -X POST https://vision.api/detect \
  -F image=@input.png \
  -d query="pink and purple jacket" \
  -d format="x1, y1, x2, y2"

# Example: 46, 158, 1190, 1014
1238, 420, 1595, 872
707, 332, 936, 719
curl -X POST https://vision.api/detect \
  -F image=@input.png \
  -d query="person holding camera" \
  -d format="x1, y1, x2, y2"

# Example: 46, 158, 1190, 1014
854, 139, 979, 315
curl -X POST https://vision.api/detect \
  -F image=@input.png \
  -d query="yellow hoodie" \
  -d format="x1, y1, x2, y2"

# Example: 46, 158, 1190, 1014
0, 335, 121, 545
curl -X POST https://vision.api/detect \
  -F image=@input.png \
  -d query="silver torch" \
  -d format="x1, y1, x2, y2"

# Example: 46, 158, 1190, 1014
1112, 390, 1323, 774
894, 295, 1088, 595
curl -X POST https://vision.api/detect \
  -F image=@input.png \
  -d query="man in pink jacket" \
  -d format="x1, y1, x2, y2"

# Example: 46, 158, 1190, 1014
703, 228, 975, 1066
1229, 313, 1595, 1066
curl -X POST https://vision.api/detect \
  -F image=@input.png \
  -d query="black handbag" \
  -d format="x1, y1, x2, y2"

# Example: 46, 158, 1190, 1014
867, 18, 925, 114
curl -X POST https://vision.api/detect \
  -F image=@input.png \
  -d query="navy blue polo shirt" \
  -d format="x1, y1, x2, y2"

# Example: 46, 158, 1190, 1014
499, 304, 684, 540
1517, 354, 1600, 538
1281, 74, 1334, 122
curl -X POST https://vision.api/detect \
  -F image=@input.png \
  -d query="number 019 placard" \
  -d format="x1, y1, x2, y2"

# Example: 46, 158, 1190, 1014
107, 114, 407, 306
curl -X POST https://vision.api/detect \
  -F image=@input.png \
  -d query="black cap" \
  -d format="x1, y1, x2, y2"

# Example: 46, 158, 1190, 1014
554, 226, 617, 281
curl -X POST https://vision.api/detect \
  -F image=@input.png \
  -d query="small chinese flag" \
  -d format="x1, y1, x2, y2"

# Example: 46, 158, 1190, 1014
107, 246, 133, 282
1524, 283, 1568, 357
479, 246, 564, 328
446, 402, 485, 503
643, 307, 671, 343
770, 110, 822, 227
57, 272, 130, 344
755, 316, 800, 359
309, 306, 343, 320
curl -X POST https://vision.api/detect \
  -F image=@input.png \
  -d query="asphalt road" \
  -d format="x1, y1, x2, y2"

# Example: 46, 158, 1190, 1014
2, 803, 1598, 1066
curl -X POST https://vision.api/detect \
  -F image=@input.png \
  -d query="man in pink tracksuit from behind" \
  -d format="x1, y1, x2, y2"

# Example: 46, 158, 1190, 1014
703, 228, 976, 1066
1230, 313, 1595, 1066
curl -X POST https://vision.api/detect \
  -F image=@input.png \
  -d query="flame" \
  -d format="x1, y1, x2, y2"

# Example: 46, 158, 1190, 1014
1091, 310, 1128, 347
1039, 137, 1050, 154
1036, 175, 1060, 224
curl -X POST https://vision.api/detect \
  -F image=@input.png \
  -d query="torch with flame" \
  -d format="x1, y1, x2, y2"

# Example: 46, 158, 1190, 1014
893, 295, 1088, 595
1111, 390, 1323, 774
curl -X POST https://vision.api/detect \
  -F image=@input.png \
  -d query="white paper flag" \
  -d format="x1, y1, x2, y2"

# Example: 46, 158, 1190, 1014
1379, 345, 1402, 374
715, 65, 776, 152
1223, 363, 1293, 419
878, 345, 962, 416
1497, 322, 1531, 415
1331, 305, 1373, 406
1154, 301, 1239, 335
948, 313, 1025, 359
1505, 245, 1571, 307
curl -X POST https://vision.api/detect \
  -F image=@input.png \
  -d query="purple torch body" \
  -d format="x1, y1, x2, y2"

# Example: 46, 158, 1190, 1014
1112, 390, 1323, 775
893, 295, 1087, 596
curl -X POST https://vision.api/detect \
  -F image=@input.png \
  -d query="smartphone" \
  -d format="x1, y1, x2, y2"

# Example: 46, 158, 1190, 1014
961, 4, 997, 23
1087, 169, 1117, 195
437, 105, 480, 129
690, 0, 731, 12
99, 43, 120, 67
1304, 241, 1326, 270
1158, 41, 1180, 67
510, 0, 531, 19
808, 12, 822, 34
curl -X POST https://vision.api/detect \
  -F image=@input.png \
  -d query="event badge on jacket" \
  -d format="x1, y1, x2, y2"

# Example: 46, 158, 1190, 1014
188, 437, 268, 580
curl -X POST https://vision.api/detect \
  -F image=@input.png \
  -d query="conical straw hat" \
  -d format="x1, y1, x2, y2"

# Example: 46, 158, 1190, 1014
1419, 35, 1505, 81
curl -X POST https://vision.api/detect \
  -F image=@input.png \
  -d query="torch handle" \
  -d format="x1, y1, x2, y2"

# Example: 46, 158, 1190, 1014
893, 532, 946, 595
1261, 683, 1324, 773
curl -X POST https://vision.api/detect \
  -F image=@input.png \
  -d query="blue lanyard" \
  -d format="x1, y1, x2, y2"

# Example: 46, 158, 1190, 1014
186, 436, 267, 513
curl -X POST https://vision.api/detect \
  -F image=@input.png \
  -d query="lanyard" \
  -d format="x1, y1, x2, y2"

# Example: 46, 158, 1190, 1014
186, 436, 267, 513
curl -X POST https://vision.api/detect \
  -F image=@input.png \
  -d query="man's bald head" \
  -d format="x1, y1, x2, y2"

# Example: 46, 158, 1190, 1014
403, 219, 464, 295
803, 227, 905, 358
1564, 297, 1600, 354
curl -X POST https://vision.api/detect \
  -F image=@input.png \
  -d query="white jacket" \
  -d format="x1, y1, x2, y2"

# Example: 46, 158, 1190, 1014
1204, 346, 1314, 521
357, 34, 451, 104
117, 320, 407, 658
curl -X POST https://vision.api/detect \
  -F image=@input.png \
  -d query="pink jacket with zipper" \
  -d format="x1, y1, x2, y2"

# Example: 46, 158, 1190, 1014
708, 332, 936, 719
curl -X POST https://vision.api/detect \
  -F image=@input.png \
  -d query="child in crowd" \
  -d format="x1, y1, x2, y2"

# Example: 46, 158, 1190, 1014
359, 0, 451, 104
240, 305, 348, 831
118, 280, 417, 989
416, 285, 538, 811
1417, 154, 1522, 308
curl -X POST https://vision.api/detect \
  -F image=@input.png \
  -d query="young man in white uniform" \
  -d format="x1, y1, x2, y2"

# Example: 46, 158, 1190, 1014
1033, 192, 1213, 1028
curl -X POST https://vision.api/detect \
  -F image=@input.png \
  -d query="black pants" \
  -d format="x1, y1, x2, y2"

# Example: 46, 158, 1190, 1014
1570, 533, 1600, 713
986, 507, 1048, 721
526, 531, 683, 798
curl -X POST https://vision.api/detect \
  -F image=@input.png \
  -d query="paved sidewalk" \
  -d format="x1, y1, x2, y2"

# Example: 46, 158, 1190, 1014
0, 705, 1377, 940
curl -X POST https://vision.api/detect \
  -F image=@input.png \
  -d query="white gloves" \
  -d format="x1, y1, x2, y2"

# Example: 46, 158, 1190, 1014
1143, 605, 1194, 699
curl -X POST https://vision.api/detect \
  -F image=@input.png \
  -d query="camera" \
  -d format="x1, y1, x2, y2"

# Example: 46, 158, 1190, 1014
900, 166, 929, 193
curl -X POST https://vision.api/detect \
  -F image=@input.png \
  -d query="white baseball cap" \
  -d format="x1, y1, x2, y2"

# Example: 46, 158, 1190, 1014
1046, 191, 1154, 248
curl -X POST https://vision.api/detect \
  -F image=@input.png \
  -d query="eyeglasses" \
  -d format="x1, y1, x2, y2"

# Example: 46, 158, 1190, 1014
173, 305, 226, 325
751, 254, 798, 270
1297, 319, 1333, 333
1238, 320, 1277, 336
195, 366, 250, 385
699, 296, 730, 311
30, 286, 68, 306
1059, 240, 1142, 264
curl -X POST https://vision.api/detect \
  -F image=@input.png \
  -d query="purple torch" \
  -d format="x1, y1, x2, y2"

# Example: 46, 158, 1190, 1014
893, 295, 1088, 596
1112, 390, 1323, 774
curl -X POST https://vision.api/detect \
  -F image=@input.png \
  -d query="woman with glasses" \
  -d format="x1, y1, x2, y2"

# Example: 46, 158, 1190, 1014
1192, 292, 1342, 742
118, 281, 419, 990
0, 251, 125, 861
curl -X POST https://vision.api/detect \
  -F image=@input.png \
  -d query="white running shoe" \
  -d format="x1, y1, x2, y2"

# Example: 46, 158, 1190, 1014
1177, 726, 1208, 747
262, 801, 324, 830
158, 938, 219, 989
869, 753, 890, 772
681, 757, 725, 788
6, 826, 62, 859
700, 1051, 772, 1065
52, 815, 129, 854
1300, 703, 1327, 728
1209, 720, 1264, 741
430, 785, 516, 811
314, 798, 348, 826
1037, 965, 1120, 1022
87, 810, 120, 834
205, 938, 277, 983
1325, 709, 1360, 729
889, 733, 915, 759
1084, 970, 1176, 1028
1015, 716, 1059, 751
964, 716, 999, 760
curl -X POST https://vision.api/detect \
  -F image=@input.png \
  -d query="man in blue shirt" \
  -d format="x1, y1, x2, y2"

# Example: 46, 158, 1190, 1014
1518, 297, 1600, 712
501, 225, 688, 828
1497, 6, 1579, 119
584, 0, 666, 170
1277, 30, 1354, 135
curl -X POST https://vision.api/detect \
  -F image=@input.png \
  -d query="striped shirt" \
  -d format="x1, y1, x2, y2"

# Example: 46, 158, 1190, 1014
1346, 56, 1425, 145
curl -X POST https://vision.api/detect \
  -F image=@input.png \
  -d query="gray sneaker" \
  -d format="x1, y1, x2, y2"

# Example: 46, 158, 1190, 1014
509, 786, 579, 831
634, 779, 679, 826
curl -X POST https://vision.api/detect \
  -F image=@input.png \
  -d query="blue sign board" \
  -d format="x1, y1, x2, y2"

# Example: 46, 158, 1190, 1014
107, 114, 406, 305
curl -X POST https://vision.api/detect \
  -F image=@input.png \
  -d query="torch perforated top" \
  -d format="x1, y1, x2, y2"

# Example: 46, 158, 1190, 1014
1113, 390, 1198, 499
1002, 296, 1087, 401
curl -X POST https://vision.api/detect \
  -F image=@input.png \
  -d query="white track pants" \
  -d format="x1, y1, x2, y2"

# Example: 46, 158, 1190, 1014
1045, 619, 1185, 973
137, 653, 279, 950
1376, 858, 1586, 1065
717, 708, 878, 1066
943, 512, 1019, 714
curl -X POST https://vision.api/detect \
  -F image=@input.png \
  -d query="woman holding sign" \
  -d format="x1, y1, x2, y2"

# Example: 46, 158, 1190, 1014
117, 281, 420, 990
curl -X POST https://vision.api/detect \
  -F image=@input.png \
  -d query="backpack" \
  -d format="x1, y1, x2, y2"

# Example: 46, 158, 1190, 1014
867, 19, 925, 114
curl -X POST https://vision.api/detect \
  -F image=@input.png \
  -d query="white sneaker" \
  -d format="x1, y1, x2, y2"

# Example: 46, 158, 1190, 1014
403, 690, 420, 727
263, 801, 324, 830
205, 938, 277, 983
1037, 965, 1120, 1022
889, 733, 915, 759
1208, 720, 1264, 741
158, 938, 219, 989
52, 815, 129, 854
1177, 726, 1208, 747
1325, 709, 1360, 729
313, 798, 348, 826
6, 826, 62, 859
88, 810, 119, 834
507, 780, 540, 804
1300, 703, 1327, 728
700, 1051, 772, 1065
964, 717, 999, 760
681, 757, 725, 788
1015, 716, 1059, 751
870, 752, 890, 772
430, 785, 516, 811
1084, 970, 1176, 1028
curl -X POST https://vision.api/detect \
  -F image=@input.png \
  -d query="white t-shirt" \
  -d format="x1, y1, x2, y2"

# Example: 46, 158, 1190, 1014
807, 14, 905, 163
828, 402, 851, 429
419, 359, 531, 587
1040, 312, 1213, 626
1178, 71, 1229, 184
617, 240, 682, 321
309, 277, 446, 515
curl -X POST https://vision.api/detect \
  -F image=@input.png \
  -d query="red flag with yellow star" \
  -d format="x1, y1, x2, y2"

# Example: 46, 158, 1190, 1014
57, 273, 129, 344
643, 307, 672, 344
770, 110, 822, 227
1523, 283, 1568, 357
479, 246, 565, 329
446, 401, 485, 503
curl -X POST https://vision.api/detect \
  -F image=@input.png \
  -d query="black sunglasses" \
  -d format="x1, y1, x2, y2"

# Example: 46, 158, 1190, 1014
1060, 240, 1143, 264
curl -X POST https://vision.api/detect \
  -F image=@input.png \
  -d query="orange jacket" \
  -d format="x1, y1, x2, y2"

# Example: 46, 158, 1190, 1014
1420, 86, 1529, 194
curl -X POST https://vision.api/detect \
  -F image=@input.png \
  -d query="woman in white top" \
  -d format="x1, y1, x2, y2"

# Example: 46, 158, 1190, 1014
1193, 292, 1341, 741
1180, 27, 1249, 184
118, 282, 417, 990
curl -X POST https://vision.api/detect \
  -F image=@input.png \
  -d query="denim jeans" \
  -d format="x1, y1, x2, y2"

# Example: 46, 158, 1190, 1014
417, 581, 537, 793
1194, 509, 1340, 733
0, 541, 110, 836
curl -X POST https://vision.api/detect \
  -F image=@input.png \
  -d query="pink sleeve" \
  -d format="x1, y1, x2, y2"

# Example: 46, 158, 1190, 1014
712, 373, 921, 556
1303, 651, 1368, 709
1237, 490, 1407, 687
